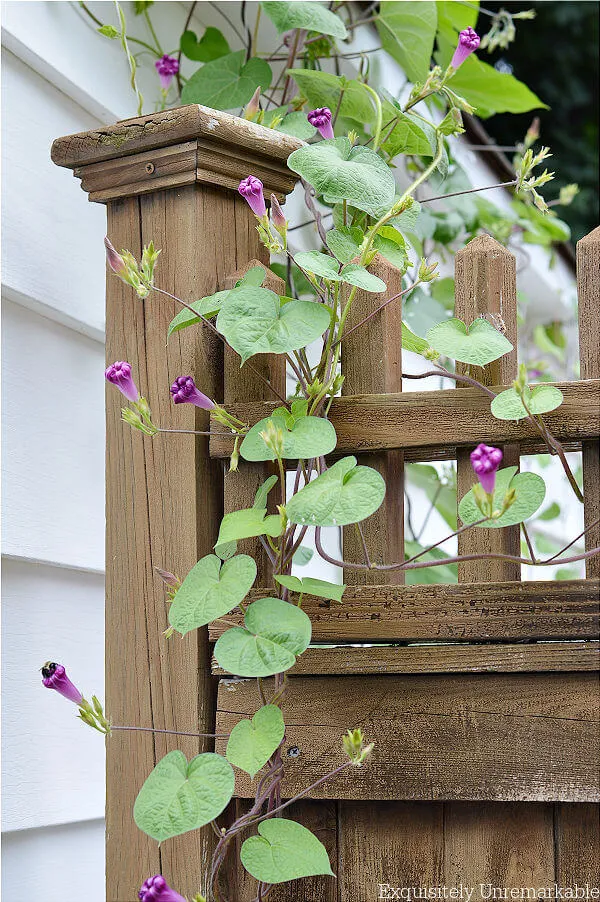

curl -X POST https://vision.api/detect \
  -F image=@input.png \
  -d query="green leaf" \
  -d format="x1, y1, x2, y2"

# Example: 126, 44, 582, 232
293, 546, 314, 566
241, 818, 334, 883
180, 27, 230, 62
216, 507, 283, 546
402, 322, 430, 355
459, 466, 546, 528
133, 0, 153, 12
134, 751, 234, 842
377, 1, 438, 83
214, 597, 311, 677
380, 96, 437, 158
287, 456, 386, 527
168, 554, 256, 636
406, 463, 457, 530
167, 292, 229, 339
226, 705, 285, 779
326, 227, 363, 264
215, 540, 237, 561
340, 264, 387, 293
254, 474, 279, 509
290, 71, 376, 129
181, 50, 272, 110
538, 501, 560, 522
217, 288, 330, 364
261, 1, 347, 39
275, 111, 317, 140
98, 24, 119, 39
294, 251, 342, 282
429, 277, 455, 310
275, 575, 346, 603
373, 227, 409, 272
436, 0, 478, 37
427, 317, 513, 366
241, 414, 337, 462
405, 539, 457, 584
491, 385, 564, 421
287, 137, 396, 218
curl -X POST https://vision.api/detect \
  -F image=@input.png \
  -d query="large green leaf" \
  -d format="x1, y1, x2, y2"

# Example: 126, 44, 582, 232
216, 507, 283, 547
214, 597, 312, 677
168, 266, 268, 337
181, 50, 272, 110
226, 704, 285, 779
217, 287, 330, 364
241, 818, 334, 883
287, 138, 396, 217
491, 385, 564, 421
377, 1, 438, 83
168, 554, 256, 636
326, 227, 363, 264
275, 575, 346, 603
286, 456, 386, 527
290, 70, 375, 128
261, 1, 347, 39
427, 317, 513, 366
340, 264, 387, 292
294, 251, 342, 282
275, 111, 317, 141
241, 413, 337, 461
380, 94, 437, 158
134, 751, 234, 842
180, 27, 230, 62
459, 466, 546, 528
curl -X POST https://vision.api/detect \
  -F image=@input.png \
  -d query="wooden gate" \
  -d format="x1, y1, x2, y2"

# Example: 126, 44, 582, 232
53, 107, 599, 902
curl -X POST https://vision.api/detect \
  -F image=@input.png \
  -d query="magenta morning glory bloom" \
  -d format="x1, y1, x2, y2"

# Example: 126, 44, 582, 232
155, 54, 179, 91
470, 443, 503, 494
104, 236, 127, 276
450, 27, 481, 69
238, 176, 267, 218
105, 361, 139, 403
138, 875, 186, 902
41, 663, 84, 706
170, 376, 215, 409
307, 107, 334, 140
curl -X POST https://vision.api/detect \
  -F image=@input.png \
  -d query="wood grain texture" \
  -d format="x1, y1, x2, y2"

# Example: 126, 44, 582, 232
209, 579, 600, 642
208, 379, 600, 458
554, 802, 600, 883
75, 141, 197, 202
341, 253, 405, 585
216, 673, 600, 802
577, 226, 600, 579
454, 235, 520, 582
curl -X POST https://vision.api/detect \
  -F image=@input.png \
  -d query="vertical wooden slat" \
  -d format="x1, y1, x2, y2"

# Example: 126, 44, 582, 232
554, 803, 600, 883
454, 234, 521, 582
576, 226, 600, 578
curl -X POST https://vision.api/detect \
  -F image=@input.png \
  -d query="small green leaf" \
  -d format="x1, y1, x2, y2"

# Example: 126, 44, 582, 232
167, 291, 230, 338
491, 385, 564, 421
275, 111, 317, 140
287, 456, 386, 527
134, 751, 234, 842
402, 322, 430, 355
538, 501, 560, 522
427, 317, 513, 366
254, 474, 279, 509
290, 70, 376, 129
340, 264, 387, 293
168, 554, 256, 636
293, 546, 314, 566
216, 507, 283, 546
326, 227, 363, 264
239, 266, 268, 288
241, 414, 337, 462
98, 24, 119, 38
459, 466, 546, 528
261, 1, 347, 39
380, 105, 436, 158
181, 50, 272, 110
377, 1, 438, 83
226, 705, 285, 779
294, 252, 342, 282
275, 575, 346, 603
373, 227, 409, 272
180, 27, 230, 62
214, 597, 311, 677
241, 818, 334, 883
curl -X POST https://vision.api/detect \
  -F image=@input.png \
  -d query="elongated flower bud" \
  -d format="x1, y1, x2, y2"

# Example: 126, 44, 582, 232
155, 54, 179, 91
238, 176, 267, 218
41, 662, 83, 705
270, 194, 288, 240
138, 875, 187, 902
104, 237, 127, 276
450, 27, 480, 69
307, 107, 334, 140
243, 86, 261, 120
470, 443, 503, 494
170, 375, 215, 409
105, 361, 139, 403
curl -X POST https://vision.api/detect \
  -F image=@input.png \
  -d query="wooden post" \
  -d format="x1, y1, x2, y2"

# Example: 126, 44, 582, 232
52, 106, 300, 901
454, 234, 520, 582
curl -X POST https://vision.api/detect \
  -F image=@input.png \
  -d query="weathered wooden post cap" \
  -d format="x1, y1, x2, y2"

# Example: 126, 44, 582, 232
51, 103, 302, 203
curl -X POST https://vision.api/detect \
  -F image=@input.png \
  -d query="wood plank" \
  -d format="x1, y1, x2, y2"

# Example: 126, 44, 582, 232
208, 580, 600, 642
208, 379, 600, 458
555, 802, 600, 883
577, 226, 600, 579
213, 641, 600, 675
75, 141, 197, 202
216, 673, 600, 802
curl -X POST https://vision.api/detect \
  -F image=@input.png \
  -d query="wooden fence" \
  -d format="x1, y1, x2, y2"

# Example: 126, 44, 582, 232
52, 107, 599, 902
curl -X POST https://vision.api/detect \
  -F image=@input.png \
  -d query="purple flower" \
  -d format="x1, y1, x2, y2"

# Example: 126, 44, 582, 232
470, 443, 503, 494
155, 54, 179, 91
105, 361, 139, 403
138, 875, 186, 902
450, 27, 481, 69
41, 662, 83, 706
307, 107, 334, 140
104, 237, 127, 276
270, 194, 287, 234
238, 176, 267, 218
170, 376, 215, 410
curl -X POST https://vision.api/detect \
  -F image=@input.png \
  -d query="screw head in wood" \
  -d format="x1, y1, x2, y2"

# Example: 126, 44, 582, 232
145, 162, 155, 174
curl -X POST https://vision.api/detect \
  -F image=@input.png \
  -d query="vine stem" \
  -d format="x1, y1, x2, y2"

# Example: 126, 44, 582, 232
111, 725, 229, 738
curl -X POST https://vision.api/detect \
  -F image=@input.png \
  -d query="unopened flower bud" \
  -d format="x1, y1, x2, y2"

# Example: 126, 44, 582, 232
105, 360, 139, 403
270, 194, 288, 241
342, 728, 374, 766
307, 107, 334, 140
170, 376, 215, 410
154, 55, 179, 92
138, 874, 187, 902
238, 176, 267, 219
418, 258, 439, 282
470, 443, 503, 495
41, 662, 83, 705
243, 86, 261, 121
497, 486, 518, 517
450, 27, 480, 69
558, 183, 579, 206
259, 420, 285, 459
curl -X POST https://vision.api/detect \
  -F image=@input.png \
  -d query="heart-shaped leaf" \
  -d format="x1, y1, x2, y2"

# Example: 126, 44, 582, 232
168, 269, 266, 339
134, 751, 234, 842
326, 227, 363, 264
180, 27, 230, 62
427, 317, 513, 366
294, 251, 342, 282
491, 385, 563, 421
216, 507, 283, 547
241, 818, 334, 883
402, 322, 430, 355
290, 70, 376, 129
288, 138, 396, 217
459, 466, 546, 528
376, 1, 438, 84
241, 414, 337, 462
181, 50, 272, 110
214, 597, 312, 677
262, 1, 347, 39
275, 111, 317, 140
286, 456, 386, 527
274, 575, 346, 603
340, 264, 387, 293
217, 287, 330, 364
168, 554, 256, 636
293, 546, 314, 566
226, 704, 285, 779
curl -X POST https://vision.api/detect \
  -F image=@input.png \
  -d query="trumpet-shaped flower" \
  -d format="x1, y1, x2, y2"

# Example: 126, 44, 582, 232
105, 361, 139, 403
138, 875, 187, 902
41, 662, 83, 705
470, 443, 503, 494
238, 176, 267, 218
307, 107, 334, 140
450, 27, 481, 69
155, 55, 179, 91
170, 376, 215, 409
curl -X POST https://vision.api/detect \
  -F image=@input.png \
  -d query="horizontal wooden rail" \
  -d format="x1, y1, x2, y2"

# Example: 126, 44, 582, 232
209, 378, 600, 458
208, 580, 600, 642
